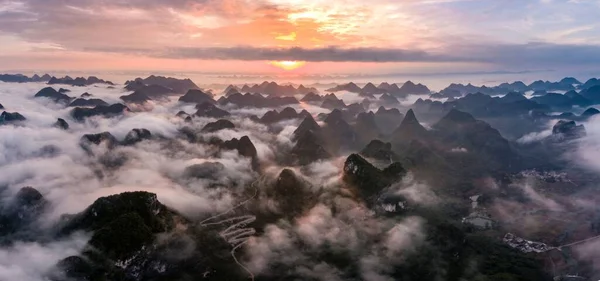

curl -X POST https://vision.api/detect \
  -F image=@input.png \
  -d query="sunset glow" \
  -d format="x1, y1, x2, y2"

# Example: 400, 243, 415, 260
0, 0, 599, 76
269, 60, 306, 71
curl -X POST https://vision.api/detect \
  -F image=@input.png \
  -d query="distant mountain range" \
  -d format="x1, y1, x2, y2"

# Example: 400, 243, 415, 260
434, 77, 598, 98
124, 75, 200, 95
0, 73, 114, 86
222, 81, 319, 97
326, 81, 431, 98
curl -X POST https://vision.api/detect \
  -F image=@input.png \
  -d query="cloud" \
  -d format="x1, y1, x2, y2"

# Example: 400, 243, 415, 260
0, 234, 89, 281
244, 188, 426, 280
1, 0, 600, 73
575, 115, 600, 171
390, 173, 440, 206
76, 43, 600, 69
517, 129, 552, 144
0, 81, 263, 223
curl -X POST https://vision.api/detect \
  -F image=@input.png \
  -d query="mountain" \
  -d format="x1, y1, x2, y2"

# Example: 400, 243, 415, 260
290, 130, 331, 165
354, 111, 381, 147
300, 92, 323, 103
237, 81, 318, 97
219, 93, 298, 108
499, 92, 526, 102
54, 118, 69, 130
201, 119, 235, 133
322, 109, 359, 151
125, 84, 174, 100
528, 80, 575, 91
120, 90, 152, 104
326, 82, 362, 93
497, 81, 529, 92
290, 115, 331, 164
581, 78, 600, 90
531, 93, 577, 109
71, 104, 129, 121
34, 87, 72, 103
582, 107, 600, 118
68, 98, 109, 107
125, 75, 200, 94
194, 102, 230, 118
47, 76, 113, 86
560, 77, 582, 85
580, 85, 600, 103
56, 192, 179, 280
379, 93, 400, 105
266, 169, 314, 218
344, 103, 366, 118
342, 154, 406, 199
321, 95, 346, 110
440, 83, 485, 97
551, 120, 586, 140
293, 115, 321, 139
223, 84, 240, 94
432, 109, 517, 170
391, 109, 429, 144
259, 107, 308, 124
361, 82, 384, 96
564, 91, 593, 107
0, 74, 111, 85
0, 111, 26, 125
123, 128, 152, 146
360, 140, 400, 163
374, 106, 403, 133
378, 82, 403, 95
178, 89, 215, 104
220, 136, 259, 169
80, 132, 119, 150
394, 81, 431, 98
0, 74, 32, 83
0, 186, 47, 237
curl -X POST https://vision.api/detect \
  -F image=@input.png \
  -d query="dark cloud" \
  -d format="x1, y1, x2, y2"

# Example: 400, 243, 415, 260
123, 46, 455, 63
85, 43, 600, 67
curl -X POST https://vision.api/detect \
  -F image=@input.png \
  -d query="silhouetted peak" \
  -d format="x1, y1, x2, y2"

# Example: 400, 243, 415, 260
280, 107, 298, 118
294, 115, 321, 138
14, 186, 44, 206
343, 154, 406, 198
123, 128, 152, 145
179, 89, 215, 104
276, 169, 301, 189
552, 120, 586, 138
360, 140, 398, 162
80, 132, 118, 152
324, 109, 344, 124
299, 109, 311, 118
582, 107, 600, 117
1, 111, 27, 123
54, 118, 69, 130
440, 109, 477, 124
357, 111, 376, 122
202, 119, 235, 133
402, 109, 419, 124
194, 102, 230, 118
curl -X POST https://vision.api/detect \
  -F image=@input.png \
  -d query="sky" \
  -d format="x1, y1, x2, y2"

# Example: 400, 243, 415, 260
1, 0, 600, 79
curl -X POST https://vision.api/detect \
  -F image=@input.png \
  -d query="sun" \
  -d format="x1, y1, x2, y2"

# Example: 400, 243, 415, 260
269, 60, 306, 71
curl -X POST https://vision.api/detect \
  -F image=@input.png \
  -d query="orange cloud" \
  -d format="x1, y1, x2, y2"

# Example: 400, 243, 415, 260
276, 32, 297, 41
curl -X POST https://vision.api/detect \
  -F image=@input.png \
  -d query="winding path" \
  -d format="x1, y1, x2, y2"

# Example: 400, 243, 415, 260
200, 178, 261, 281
